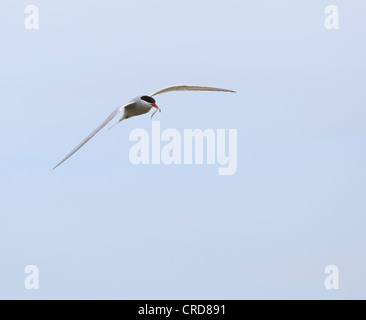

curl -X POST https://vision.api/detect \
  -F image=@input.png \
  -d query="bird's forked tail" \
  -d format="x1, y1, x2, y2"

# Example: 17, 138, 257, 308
108, 116, 126, 130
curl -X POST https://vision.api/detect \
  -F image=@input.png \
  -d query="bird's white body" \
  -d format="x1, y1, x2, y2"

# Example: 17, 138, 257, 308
53, 85, 236, 169
123, 96, 153, 119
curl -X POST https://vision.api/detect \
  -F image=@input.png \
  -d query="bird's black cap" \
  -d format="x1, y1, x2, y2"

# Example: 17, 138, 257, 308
141, 95, 156, 104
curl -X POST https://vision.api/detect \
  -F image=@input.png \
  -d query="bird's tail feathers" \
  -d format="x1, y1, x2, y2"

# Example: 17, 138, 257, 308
108, 118, 124, 130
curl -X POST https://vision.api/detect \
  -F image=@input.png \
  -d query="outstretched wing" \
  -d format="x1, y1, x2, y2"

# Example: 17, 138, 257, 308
53, 102, 134, 170
150, 85, 236, 97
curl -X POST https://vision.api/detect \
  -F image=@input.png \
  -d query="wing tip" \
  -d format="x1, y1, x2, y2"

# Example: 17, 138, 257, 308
52, 163, 61, 170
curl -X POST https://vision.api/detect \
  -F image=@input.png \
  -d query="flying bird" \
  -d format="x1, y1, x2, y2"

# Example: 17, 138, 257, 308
53, 85, 236, 169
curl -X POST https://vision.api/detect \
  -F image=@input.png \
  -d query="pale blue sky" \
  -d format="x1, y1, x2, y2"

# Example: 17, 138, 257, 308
0, 0, 365, 299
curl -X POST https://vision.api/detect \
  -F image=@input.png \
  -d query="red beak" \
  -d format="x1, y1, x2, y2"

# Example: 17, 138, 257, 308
151, 103, 159, 109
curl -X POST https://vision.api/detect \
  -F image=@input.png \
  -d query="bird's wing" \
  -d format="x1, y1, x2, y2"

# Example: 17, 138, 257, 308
53, 102, 134, 170
150, 85, 236, 97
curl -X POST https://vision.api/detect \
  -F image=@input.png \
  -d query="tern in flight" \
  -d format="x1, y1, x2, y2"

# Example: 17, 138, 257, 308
53, 85, 236, 169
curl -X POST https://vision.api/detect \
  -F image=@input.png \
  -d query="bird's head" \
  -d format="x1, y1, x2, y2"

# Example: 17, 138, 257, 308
140, 95, 161, 118
140, 95, 159, 110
